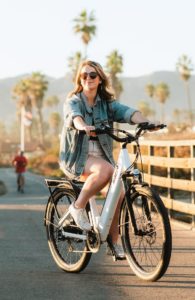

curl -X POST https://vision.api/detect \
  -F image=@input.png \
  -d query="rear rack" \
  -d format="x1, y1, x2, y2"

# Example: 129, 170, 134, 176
44, 178, 73, 189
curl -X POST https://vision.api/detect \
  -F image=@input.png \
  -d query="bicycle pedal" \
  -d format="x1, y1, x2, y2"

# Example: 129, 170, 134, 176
107, 243, 126, 261
112, 254, 117, 262
114, 255, 126, 261
111, 250, 126, 261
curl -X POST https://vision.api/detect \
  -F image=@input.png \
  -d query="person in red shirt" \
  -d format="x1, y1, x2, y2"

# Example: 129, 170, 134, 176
12, 151, 28, 192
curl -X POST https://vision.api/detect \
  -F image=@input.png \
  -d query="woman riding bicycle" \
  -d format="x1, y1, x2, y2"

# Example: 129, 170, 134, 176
12, 150, 28, 193
59, 60, 159, 258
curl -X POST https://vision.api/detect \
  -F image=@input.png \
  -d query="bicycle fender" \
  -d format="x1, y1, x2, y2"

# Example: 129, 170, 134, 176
133, 184, 158, 199
44, 188, 62, 226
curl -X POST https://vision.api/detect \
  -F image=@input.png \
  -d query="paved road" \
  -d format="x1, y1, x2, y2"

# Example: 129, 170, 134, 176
0, 168, 195, 300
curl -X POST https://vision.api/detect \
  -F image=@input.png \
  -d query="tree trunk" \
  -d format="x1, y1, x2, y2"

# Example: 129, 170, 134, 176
36, 108, 44, 145
161, 103, 165, 124
185, 81, 193, 128
152, 98, 156, 119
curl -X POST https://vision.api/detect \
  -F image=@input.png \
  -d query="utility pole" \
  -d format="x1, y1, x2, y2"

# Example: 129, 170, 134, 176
20, 106, 25, 152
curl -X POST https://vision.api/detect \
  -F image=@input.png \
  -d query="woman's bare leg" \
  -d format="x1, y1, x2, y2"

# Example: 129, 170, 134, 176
75, 155, 124, 244
109, 191, 124, 243
101, 187, 125, 244
75, 156, 114, 208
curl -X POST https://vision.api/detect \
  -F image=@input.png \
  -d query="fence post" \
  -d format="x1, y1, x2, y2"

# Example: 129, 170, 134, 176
148, 145, 153, 186
191, 145, 195, 227
167, 145, 174, 218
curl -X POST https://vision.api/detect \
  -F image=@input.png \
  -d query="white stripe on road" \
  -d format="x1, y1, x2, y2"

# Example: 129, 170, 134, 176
0, 204, 45, 211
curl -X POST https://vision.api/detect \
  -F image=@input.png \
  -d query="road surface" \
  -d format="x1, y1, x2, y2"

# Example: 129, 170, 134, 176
0, 168, 195, 299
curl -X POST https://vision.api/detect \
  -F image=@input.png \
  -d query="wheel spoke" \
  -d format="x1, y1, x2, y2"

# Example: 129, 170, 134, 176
121, 186, 172, 281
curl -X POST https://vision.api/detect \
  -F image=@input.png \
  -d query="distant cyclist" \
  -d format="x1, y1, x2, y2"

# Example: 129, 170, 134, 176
12, 151, 28, 193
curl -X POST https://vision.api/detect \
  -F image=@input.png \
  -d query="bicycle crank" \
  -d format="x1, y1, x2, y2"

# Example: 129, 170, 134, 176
86, 228, 101, 253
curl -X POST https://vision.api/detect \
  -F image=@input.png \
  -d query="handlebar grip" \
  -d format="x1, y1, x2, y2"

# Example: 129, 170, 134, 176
148, 124, 167, 130
79, 130, 86, 134
157, 124, 167, 129
78, 129, 100, 134
138, 123, 166, 130
152, 124, 166, 130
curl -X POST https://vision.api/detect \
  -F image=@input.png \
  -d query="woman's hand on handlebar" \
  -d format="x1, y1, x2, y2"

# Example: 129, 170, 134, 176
73, 116, 96, 136
83, 125, 96, 136
131, 112, 164, 131
147, 121, 161, 131
136, 121, 166, 133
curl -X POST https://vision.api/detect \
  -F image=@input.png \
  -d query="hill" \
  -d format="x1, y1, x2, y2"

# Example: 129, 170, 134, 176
0, 71, 195, 127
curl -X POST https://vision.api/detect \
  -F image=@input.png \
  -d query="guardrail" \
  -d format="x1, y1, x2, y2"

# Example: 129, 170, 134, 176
129, 139, 195, 225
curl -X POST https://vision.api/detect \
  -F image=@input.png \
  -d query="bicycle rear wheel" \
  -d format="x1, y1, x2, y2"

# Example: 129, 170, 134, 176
45, 189, 92, 272
120, 185, 172, 281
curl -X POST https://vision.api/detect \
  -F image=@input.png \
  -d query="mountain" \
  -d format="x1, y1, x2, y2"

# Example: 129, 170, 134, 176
0, 71, 195, 127
120, 71, 195, 122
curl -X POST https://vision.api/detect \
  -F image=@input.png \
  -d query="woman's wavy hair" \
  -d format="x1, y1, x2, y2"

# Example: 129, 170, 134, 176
68, 60, 115, 100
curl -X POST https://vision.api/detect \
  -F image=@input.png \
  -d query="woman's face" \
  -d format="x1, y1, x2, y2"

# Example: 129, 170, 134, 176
80, 65, 101, 92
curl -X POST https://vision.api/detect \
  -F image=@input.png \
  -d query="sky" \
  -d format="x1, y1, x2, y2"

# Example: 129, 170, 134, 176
0, 0, 195, 79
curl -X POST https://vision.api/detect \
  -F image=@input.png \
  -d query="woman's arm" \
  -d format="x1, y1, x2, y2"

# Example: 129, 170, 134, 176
131, 111, 160, 126
130, 111, 149, 124
73, 116, 95, 136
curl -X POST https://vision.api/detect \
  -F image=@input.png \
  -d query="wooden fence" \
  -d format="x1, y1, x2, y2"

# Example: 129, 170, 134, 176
129, 139, 195, 225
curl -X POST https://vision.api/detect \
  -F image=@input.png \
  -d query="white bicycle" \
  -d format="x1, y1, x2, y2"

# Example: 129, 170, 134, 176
44, 123, 172, 282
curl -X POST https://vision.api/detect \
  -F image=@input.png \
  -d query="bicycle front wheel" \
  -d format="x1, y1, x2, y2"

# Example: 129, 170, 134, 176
120, 185, 172, 281
45, 189, 92, 273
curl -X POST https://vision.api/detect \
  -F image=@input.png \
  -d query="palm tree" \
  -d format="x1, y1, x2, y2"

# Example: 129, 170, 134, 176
154, 82, 170, 123
45, 95, 60, 108
145, 83, 156, 118
68, 51, 83, 82
26, 72, 48, 145
176, 54, 194, 127
73, 10, 96, 57
12, 79, 31, 112
106, 50, 123, 99
12, 79, 32, 142
173, 109, 182, 126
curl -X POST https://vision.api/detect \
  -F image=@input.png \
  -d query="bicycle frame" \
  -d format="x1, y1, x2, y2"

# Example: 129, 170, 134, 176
45, 123, 172, 280
58, 146, 132, 242
91, 147, 131, 241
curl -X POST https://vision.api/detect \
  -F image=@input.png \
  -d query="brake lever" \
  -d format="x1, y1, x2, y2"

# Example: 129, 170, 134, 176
136, 122, 148, 136
137, 122, 149, 129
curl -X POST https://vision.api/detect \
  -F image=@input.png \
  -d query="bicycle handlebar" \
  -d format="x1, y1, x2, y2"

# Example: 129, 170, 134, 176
135, 122, 166, 137
79, 122, 166, 143
136, 122, 166, 131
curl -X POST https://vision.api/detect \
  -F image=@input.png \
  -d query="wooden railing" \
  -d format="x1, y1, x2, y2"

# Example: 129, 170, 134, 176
129, 139, 195, 225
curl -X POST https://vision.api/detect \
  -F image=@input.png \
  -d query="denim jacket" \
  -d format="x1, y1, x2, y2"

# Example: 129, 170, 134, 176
59, 92, 137, 179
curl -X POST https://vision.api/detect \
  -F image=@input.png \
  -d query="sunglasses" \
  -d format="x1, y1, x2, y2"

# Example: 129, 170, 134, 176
80, 72, 98, 80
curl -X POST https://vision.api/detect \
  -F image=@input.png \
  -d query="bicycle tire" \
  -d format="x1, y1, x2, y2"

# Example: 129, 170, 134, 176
120, 185, 172, 281
45, 188, 92, 273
